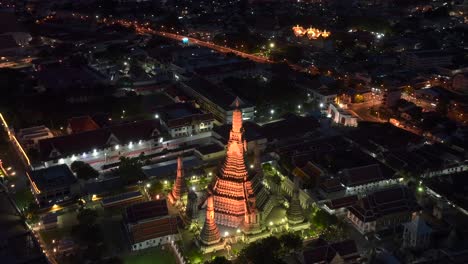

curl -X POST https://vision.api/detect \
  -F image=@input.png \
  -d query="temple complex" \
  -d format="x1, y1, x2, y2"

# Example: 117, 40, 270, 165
168, 156, 186, 205
210, 101, 271, 228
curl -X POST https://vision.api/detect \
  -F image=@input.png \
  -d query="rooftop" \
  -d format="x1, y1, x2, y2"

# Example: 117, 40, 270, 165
340, 164, 386, 187
29, 164, 77, 192
125, 199, 169, 224
182, 77, 252, 110
38, 119, 160, 161
68, 116, 100, 134
348, 186, 419, 223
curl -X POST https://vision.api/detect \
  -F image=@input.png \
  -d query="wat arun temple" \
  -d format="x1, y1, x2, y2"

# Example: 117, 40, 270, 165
171, 102, 308, 253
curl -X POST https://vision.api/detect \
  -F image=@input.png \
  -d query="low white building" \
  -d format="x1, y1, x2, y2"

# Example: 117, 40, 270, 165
327, 103, 358, 127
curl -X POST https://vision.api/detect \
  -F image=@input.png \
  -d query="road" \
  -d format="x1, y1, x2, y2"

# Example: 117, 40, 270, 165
348, 101, 386, 123
103, 18, 273, 64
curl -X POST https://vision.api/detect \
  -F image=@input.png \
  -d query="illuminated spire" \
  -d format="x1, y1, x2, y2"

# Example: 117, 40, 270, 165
211, 103, 254, 227
200, 195, 221, 245
168, 156, 186, 205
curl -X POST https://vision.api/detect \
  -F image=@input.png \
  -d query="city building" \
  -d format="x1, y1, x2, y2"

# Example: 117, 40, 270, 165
157, 103, 214, 138
37, 119, 161, 169
323, 195, 358, 216
124, 199, 180, 251
28, 164, 78, 206
178, 77, 255, 123
327, 103, 358, 127
402, 215, 432, 249
339, 164, 390, 195
194, 143, 225, 161
101, 191, 144, 209
301, 238, 361, 264
402, 50, 453, 70
347, 186, 419, 234
308, 85, 337, 108
17, 125, 54, 150
382, 88, 402, 108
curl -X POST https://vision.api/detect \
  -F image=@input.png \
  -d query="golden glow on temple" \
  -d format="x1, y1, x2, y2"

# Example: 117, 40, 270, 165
292, 25, 331, 40
210, 100, 265, 229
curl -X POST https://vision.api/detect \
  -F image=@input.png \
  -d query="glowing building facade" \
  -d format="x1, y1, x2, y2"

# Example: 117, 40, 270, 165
211, 102, 263, 228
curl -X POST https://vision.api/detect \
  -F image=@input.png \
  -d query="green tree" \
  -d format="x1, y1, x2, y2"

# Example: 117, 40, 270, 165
238, 236, 284, 264
147, 181, 164, 196
279, 233, 303, 252
74, 208, 101, 243
207, 256, 231, 264
310, 207, 338, 229
116, 156, 145, 184
70, 161, 99, 180
77, 208, 98, 227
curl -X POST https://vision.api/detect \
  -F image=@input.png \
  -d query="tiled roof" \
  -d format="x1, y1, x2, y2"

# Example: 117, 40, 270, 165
348, 186, 419, 223
303, 239, 359, 264
38, 120, 160, 161
125, 199, 169, 224
167, 113, 214, 128
340, 164, 385, 187
320, 178, 345, 193
326, 195, 358, 210
68, 116, 100, 134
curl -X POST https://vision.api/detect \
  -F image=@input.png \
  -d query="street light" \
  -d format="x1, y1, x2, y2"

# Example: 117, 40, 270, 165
146, 183, 151, 188
269, 43, 275, 48
270, 109, 275, 115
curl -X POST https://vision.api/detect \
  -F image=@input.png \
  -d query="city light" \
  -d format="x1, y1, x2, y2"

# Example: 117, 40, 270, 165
270, 109, 275, 115
320, 103, 324, 108
146, 183, 151, 188
292, 25, 331, 40
115, 145, 120, 150
269, 43, 275, 48
155, 114, 159, 119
